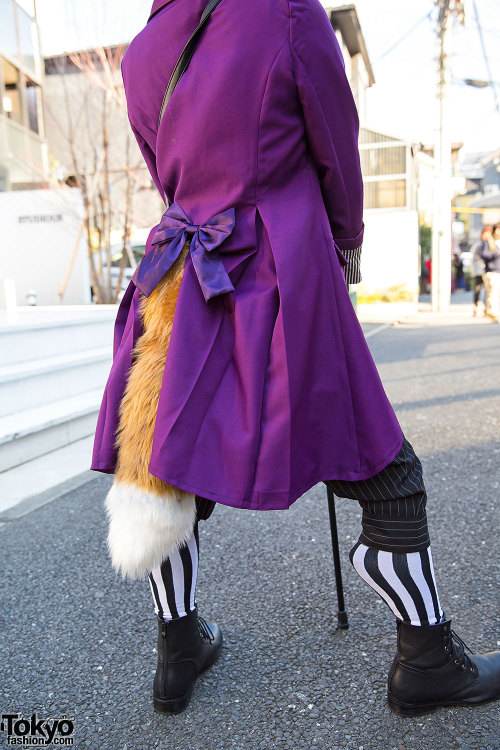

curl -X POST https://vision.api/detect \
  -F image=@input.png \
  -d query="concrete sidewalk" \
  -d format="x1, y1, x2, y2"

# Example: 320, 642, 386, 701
357, 291, 500, 328
1, 310, 499, 750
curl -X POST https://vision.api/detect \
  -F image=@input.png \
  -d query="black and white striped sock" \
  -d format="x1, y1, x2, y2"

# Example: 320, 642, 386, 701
148, 524, 199, 621
349, 541, 444, 626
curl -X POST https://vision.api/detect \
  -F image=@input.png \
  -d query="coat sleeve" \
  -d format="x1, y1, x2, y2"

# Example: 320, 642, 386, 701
480, 239, 499, 261
289, 0, 364, 284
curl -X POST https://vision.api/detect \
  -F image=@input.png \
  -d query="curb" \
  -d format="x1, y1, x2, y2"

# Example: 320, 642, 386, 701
0, 470, 105, 522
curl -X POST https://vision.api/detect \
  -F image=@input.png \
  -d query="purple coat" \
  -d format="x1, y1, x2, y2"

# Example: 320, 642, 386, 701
90, 0, 403, 509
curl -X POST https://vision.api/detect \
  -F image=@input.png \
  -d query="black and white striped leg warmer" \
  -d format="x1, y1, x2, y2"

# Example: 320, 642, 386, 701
349, 541, 444, 626
148, 523, 199, 621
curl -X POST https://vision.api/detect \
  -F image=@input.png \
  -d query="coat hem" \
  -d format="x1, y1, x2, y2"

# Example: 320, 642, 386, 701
146, 431, 405, 511
90, 463, 116, 474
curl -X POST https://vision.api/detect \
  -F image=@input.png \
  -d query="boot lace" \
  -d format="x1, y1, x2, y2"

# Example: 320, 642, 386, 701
197, 615, 215, 643
445, 628, 475, 672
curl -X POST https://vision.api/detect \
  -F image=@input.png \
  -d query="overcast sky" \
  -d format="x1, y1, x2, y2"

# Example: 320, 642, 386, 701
34, 0, 500, 156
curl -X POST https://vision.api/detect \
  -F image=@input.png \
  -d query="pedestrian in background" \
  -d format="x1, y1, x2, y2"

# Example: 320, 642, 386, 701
470, 225, 490, 316
425, 256, 432, 292
452, 251, 465, 291
480, 223, 500, 321
91, 0, 500, 719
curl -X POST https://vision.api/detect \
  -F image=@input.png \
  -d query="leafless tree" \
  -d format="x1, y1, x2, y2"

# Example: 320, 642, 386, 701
45, 44, 151, 304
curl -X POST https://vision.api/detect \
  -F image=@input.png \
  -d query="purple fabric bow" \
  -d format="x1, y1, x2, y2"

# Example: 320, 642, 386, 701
132, 200, 236, 302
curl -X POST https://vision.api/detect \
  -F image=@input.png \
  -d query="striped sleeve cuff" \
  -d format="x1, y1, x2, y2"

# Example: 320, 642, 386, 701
342, 245, 362, 285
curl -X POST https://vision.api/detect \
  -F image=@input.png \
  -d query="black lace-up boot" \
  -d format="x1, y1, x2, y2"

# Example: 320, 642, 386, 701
388, 616, 500, 716
153, 607, 222, 714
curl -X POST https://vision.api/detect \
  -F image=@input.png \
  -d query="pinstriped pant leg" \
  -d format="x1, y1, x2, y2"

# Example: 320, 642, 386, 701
325, 438, 430, 553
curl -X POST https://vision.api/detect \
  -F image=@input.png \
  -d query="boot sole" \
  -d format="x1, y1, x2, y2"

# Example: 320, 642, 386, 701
154, 687, 194, 715
387, 689, 500, 717
153, 639, 223, 715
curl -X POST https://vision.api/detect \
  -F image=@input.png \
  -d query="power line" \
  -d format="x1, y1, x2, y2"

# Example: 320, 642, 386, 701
472, 0, 500, 116
374, 10, 433, 63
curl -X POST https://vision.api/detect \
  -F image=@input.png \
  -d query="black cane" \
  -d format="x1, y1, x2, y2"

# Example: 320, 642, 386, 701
326, 486, 349, 629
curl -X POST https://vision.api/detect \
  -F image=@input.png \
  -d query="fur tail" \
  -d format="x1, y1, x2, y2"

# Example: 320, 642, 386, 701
105, 480, 196, 579
106, 241, 196, 579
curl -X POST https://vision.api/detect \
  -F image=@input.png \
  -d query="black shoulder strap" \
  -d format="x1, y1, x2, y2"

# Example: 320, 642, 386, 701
158, 0, 224, 129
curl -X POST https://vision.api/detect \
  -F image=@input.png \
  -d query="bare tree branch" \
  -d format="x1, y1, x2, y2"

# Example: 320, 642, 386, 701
49, 44, 142, 303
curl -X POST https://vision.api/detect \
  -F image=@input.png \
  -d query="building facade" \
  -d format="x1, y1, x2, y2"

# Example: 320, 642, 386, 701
0, 1, 90, 306
327, 4, 375, 127
0, 0, 48, 190
357, 127, 420, 303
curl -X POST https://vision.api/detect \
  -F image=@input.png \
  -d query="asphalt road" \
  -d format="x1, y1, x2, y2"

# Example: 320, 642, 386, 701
1, 316, 500, 750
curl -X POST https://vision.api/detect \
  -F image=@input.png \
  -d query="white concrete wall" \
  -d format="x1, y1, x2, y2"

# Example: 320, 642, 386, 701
0, 187, 90, 305
359, 209, 420, 299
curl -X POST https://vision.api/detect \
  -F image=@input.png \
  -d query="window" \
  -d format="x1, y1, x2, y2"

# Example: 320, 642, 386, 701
17, 4, 36, 74
0, 0, 18, 60
359, 135, 411, 209
360, 145, 406, 178
359, 129, 396, 145
2, 58, 23, 124
25, 76, 38, 132
364, 180, 407, 210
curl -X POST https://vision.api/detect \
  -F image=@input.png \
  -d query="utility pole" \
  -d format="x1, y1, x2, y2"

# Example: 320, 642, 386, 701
432, 0, 466, 312
432, 0, 452, 313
